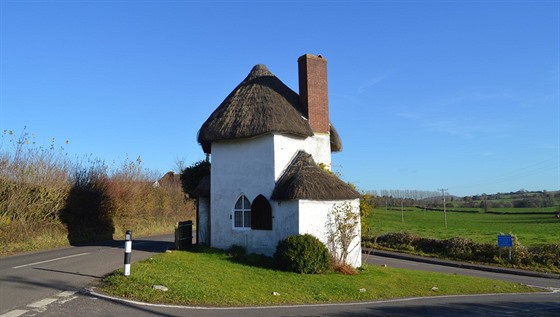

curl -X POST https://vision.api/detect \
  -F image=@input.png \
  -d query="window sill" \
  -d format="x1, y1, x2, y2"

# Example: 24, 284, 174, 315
232, 227, 251, 231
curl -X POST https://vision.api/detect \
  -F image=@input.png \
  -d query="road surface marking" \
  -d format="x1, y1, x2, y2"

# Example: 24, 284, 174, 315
12, 252, 90, 269
58, 296, 78, 305
27, 298, 58, 308
58, 291, 77, 297
0, 310, 28, 317
1, 291, 78, 317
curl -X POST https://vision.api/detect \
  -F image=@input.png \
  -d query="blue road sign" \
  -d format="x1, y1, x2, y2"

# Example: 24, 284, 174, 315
497, 235, 513, 247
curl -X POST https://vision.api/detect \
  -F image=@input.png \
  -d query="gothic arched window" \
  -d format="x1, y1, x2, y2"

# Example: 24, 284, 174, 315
233, 195, 251, 228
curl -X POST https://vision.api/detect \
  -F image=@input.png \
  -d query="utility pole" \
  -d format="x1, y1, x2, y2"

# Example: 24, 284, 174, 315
438, 188, 448, 228
401, 199, 404, 223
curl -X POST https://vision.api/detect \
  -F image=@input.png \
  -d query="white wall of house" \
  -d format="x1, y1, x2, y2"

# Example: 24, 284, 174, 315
304, 133, 331, 170
272, 133, 331, 180
249, 200, 299, 255
210, 134, 276, 251
209, 133, 318, 256
208, 132, 360, 266
196, 197, 210, 245
298, 199, 362, 267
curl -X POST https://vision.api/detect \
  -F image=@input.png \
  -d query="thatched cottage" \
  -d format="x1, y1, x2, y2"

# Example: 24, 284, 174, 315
194, 54, 362, 267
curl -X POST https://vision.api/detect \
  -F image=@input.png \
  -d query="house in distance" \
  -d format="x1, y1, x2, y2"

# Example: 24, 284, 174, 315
194, 54, 362, 267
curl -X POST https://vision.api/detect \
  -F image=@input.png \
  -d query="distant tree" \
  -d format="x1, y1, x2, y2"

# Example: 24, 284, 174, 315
360, 193, 374, 236
480, 200, 490, 212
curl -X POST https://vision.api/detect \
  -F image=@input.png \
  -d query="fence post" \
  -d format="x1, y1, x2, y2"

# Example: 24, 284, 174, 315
124, 230, 132, 276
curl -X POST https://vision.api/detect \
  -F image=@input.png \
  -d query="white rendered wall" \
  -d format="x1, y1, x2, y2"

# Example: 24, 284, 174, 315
208, 132, 345, 258
298, 199, 362, 267
197, 197, 210, 245
210, 135, 277, 252
304, 133, 331, 169
273, 133, 331, 180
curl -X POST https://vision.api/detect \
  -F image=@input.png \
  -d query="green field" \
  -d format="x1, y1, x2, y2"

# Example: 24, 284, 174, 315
366, 207, 559, 246
439, 207, 558, 213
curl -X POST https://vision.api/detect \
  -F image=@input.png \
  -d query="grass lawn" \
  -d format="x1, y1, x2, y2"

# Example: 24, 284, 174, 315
367, 208, 560, 246
100, 248, 536, 307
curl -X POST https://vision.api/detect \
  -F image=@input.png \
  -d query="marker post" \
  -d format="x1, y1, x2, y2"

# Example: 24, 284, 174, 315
124, 230, 132, 276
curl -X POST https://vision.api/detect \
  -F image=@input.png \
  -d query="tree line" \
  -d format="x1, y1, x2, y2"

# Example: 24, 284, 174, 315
365, 189, 559, 209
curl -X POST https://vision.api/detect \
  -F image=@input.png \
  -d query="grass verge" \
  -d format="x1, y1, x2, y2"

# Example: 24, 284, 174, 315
100, 248, 536, 307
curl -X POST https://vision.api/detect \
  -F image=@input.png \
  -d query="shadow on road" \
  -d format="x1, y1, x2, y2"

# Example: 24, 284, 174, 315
33, 267, 103, 279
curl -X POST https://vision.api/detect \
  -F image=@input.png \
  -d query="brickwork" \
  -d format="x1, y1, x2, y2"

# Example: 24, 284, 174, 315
298, 54, 329, 133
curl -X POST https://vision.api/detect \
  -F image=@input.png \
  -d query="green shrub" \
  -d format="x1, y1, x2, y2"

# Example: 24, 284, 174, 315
442, 237, 474, 260
376, 231, 416, 250
274, 234, 331, 274
509, 234, 533, 266
179, 160, 210, 195
529, 244, 560, 268
414, 237, 444, 254
468, 242, 497, 263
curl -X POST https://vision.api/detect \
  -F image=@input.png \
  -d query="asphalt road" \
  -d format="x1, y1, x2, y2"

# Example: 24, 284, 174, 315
1, 235, 558, 317
0, 234, 175, 316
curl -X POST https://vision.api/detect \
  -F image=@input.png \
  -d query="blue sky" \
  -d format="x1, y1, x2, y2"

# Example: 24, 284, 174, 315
1, 0, 558, 197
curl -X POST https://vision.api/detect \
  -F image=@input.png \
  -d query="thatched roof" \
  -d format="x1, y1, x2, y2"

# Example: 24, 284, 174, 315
329, 124, 342, 152
159, 171, 178, 185
271, 151, 361, 201
190, 175, 210, 198
197, 64, 342, 153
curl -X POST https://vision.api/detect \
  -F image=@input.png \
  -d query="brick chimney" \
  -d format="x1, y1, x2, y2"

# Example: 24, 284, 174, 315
298, 54, 329, 134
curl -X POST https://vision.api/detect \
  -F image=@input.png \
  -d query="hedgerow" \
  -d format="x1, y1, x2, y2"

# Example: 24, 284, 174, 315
1, 129, 195, 254
364, 231, 559, 273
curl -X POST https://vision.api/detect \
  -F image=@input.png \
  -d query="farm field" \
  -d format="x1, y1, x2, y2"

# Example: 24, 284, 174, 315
366, 207, 559, 246
443, 207, 558, 213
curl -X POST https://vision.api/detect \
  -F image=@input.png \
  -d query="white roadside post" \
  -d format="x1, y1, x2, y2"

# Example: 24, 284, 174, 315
124, 230, 132, 276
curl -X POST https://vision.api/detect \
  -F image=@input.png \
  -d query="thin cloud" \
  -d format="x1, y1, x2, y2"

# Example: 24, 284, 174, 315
357, 70, 394, 93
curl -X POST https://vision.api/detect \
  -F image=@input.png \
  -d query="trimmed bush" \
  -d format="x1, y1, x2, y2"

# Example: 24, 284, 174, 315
365, 231, 559, 273
530, 244, 560, 268
375, 231, 416, 251
274, 234, 331, 274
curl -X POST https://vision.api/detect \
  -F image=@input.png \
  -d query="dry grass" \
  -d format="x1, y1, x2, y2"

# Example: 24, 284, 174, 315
0, 129, 195, 254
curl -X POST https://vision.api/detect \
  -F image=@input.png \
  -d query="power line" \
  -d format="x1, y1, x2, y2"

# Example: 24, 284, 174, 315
458, 155, 559, 192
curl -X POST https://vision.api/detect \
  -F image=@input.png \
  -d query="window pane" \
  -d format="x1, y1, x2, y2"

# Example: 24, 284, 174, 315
234, 210, 243, 227
235, 197, 243, 209
244, 210, 251, 228
243, 196, 251, 209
